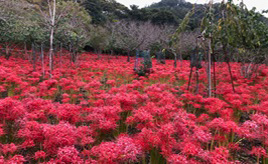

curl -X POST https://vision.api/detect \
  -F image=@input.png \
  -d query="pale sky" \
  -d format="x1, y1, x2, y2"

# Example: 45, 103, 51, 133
116, 0, 268, 16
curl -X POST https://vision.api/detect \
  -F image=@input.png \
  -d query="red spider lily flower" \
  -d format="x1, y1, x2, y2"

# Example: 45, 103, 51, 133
56, 146, 83, 163
228, 143, 241, 151
42, 122, 77, 154
193, 126, 212, 143
250, 146, 267, 158
0, 98, 26, 121
20, 139, 35, 149
17, 121, 44, 143
209, 147, 230, 164
181, 141, 202, 156
34, 151, 46, 160
91, 135, 142, 163
54, 104, 81, 124
203, 97, 228, 113
167, 154, 189, 164
6, 155, 25, 164
1, 143, 17, 155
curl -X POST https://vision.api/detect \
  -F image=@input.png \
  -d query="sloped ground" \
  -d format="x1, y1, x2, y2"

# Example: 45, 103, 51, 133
0, 54, 267, 163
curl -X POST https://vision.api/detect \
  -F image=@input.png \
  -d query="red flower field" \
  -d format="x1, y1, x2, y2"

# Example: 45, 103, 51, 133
0, 53, 268, 163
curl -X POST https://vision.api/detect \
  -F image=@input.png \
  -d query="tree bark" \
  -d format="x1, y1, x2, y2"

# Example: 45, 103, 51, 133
208, 37, 212, 97
5, 45, 10, 60
98, 50, 101, 60
213, 54, 217, 96
69, 43, 73, 64
223, 45, 235, 93
179, 53, 183, 67
41, 43, 45, 78
24, 42, 27, 60
127, 50, 130, 62
72, 47, 76, 63
195, 69, 199, 94
108, 50, 113, 62
174, 53, 177, 68
49, 0, 56, 78
60, 43, 62, 68
187, 66, 193, 91
32, 43, 36, 71
227, 61, 235, 93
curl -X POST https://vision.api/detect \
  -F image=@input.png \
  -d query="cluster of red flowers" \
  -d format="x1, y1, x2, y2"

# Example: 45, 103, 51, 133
0, 54, 268, 163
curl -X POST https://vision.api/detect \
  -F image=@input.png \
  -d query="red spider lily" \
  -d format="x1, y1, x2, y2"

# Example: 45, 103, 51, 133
0, 53, 268, 163
250, 146, 267, 163
34, 151, 46, 160
0, 98, 26, 121
1, 143, 17, 155
6, 155, 25, 164
91, 135, 142, 163
56, 146, 83, 163
42, 122, 77, 154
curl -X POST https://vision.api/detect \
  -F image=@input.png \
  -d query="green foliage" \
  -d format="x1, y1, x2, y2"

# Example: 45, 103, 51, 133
170, 6, 195, 46
55, 1, 92, 51
82, 0, 128, 24
151, 10, 178, 25
202, 0, 268, 63
164, 5, 195, 58
0, 0, 91, 54
149, 0, 204, 27
1, 0, 268, 62
0, 0, 43, 58
88, 26, 108, 52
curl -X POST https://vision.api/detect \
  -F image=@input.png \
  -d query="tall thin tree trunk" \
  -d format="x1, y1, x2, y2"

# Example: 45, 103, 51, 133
5, 45, 10, 60
208, 37, 212, 97
49, 29, 54, 75
195, 69, 199, 94
98, 50, 101, 60
69, 43, 72, 64
41, 43, 45, 78
174, 53, 177, 68
227, 61, 235, 93
24, 42, 27, 60
54, 45, 57, 58
180, 53, 183, 67
108, 50, 113, 62
213, 54, 217, 96
72, 47, 76, 63
49, 0, 56, 78
187, 66, 193, 91
179, 39, 183, 68
60, 43, 62, 68
75, 53, 79, 66
223, 46, 235, 93
111, 50, 113, 56
206, 0, 214, 97
32, 43, 36, 71
127, 50, 130, 62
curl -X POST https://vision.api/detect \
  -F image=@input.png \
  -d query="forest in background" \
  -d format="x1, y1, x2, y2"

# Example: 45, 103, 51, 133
1, 0, 267, 59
